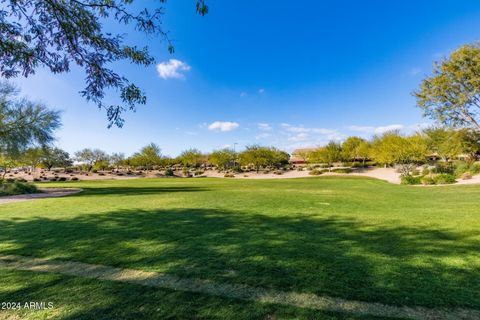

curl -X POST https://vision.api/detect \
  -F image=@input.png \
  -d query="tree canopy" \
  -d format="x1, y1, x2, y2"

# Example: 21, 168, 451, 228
415, 44, 480, 131
0, 0, 208, 127
0, 82, 60, 155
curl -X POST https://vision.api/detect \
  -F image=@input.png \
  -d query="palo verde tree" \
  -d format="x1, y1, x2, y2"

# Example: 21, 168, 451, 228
0, 82, 60, 180
209, 148, 236, 171
341, 136, 370, 164
0, 0, 208, 127
129, 143, 162, 171
308, 141, 343, 171
415, 43, 480, 131
422, 127, 463, 162
370, 132, 429, 176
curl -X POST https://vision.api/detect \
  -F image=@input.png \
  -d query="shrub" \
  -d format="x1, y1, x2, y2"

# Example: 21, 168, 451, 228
401, 175, 422, 185
71, 177, 79, 181
232, 166, 243, 173
422, 168, 430, 176
273, 170, 283, 175
98, 173, 105, 176
116, 173, 124, 176
309, 169, 324, 175
49, 177, 58, 181
433, 163, 455, 174
164, 168, 174, 176
421, 176, 436, 185
0, 181, 37, 196
332, 168, 353, 174
33, 178, 41, 182
224, 173, 235, 178
58, 177, 67, 181
434, 173, 456, 184
411, 169, 420, 176
297, 167, 304, 171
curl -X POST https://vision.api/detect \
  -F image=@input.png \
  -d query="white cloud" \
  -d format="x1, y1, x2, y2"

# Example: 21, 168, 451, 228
348, 124, 404, 135
257, 123, 272, 131
156, 59, 191, 79
208, 121, 240, 132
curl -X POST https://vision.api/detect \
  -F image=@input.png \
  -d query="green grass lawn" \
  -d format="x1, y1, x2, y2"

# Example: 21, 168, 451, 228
0, 176, 479, 319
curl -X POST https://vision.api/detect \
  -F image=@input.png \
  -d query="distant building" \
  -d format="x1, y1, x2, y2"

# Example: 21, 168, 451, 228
290, 148, 318, 165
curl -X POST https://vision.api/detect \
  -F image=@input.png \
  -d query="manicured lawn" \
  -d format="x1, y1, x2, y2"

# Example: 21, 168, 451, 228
0, 177, 479, 318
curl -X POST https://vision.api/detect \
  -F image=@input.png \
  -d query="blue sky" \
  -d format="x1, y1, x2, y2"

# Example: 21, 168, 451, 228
13, 0, 480, 157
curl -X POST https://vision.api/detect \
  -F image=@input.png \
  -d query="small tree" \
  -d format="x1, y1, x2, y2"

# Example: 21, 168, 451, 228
342, 137, 369, 164
309, 142, 343, 171
178, 149, 204, 169
22, 147, 45, 176
75, 148, 109, 172
423, 127, 463, 162
129, 143, 162, 171
41, 147, 72, 171
209, 148, 237, 171
371, 132, 429, 176
110, 153, 126, 170
239, 146, 276, 173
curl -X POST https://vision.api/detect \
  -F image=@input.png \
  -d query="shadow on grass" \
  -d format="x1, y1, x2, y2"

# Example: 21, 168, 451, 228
72, 186, 210, 197
0, 208, 478, 311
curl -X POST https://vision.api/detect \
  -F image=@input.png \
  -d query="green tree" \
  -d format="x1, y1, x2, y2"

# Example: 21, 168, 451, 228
0, 82, 60, 156
178, 149, 204, 168
423, 127, 463, 161
22, 147, 45, 176
239, 146, 275, 173
74, 148, 109, 172
0, 1, 207, 127
456, 128, 480, 162
309, 142, 343, 171
129, 143, 162, 171
110, 153, 126, 170
41, 147, 72, 171
342, 137, 370, 164
209, 148, 236, 171
0, 154, 17, 180
415, 44, 480, 130
371, 133, 429, 176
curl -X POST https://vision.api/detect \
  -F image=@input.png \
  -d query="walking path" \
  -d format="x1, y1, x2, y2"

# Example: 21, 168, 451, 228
0, 188, 82, 205
0, 254, 478, 320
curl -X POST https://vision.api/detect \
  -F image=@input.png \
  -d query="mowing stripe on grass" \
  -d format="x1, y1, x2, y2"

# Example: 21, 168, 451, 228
0, 255, 478, 320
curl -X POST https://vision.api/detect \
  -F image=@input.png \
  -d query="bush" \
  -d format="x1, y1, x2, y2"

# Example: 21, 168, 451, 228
224, 173, 235, 178
401, 175, 422, 185
454, 162, 480, 177
432, 163, 455, 174
411, 169, 420, 176
0, 181, 37, 196
434, 173, 456, 185
422, 168, 430, 176
33, 178, 41, 182
273, 170, 283, 175
71, 177, 79, 181
309, 169, 324, 175
164, 168, 174, 176
58, 177, 67, 181
49, 177, 58, 181
421, 176, 436, 185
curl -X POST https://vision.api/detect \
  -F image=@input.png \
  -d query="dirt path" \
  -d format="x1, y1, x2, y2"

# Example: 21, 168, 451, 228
0, 188, 82, 205
0, 254, 478, 320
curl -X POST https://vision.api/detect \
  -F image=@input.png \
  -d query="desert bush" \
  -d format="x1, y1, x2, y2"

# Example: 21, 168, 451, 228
58, 177, 67, 181
0, 181, 37, 196
401, 175, 422, 185
71, 177, 79, 181
273, 170, 283, 175
411, 169, 420, 176
49, 177, 58, 181
421, 176, 436, 185
309, 169, 324, 175
33, 178, 41, 182
164, 168, 174, 176
434, 173, 456, 184
332, 168, 353, 174
422, 167, 430, 175
224, 173, 235, 178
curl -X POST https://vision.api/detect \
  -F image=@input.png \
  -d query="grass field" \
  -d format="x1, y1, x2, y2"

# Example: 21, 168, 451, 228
0, 177, 479, 319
